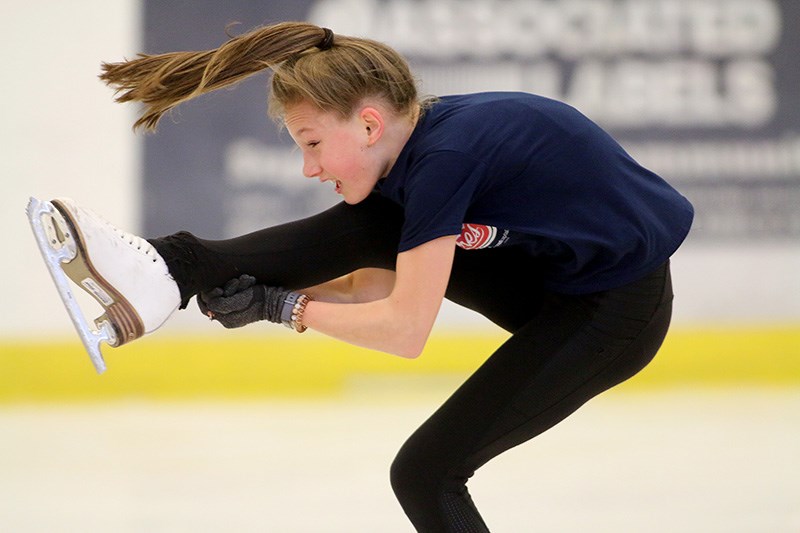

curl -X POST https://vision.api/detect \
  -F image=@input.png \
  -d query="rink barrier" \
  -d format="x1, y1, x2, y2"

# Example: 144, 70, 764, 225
1, 325, 798, 403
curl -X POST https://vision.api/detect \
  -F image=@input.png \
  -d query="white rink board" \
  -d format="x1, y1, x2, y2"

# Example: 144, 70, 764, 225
1, 389, 798, 532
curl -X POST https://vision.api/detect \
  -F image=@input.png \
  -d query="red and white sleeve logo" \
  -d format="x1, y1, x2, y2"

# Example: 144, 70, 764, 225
456, 223, 498, 250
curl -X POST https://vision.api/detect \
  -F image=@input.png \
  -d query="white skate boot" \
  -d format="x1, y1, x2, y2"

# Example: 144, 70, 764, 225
27, 197, 181, 373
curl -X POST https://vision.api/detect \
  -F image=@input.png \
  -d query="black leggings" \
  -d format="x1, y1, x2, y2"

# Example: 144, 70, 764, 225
150, 193, 674, 532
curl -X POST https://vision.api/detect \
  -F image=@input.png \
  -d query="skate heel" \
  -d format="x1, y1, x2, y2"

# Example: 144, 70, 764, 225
96, 302, 145, 347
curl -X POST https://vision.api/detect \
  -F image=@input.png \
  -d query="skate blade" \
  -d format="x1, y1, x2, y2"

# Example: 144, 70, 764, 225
27, 197, 115, 374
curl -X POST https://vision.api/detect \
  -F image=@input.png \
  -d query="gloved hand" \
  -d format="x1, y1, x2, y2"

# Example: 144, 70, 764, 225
198, 274, 294, 329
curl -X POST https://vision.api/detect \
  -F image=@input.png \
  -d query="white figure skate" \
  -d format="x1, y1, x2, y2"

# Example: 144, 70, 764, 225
27, 197, 181, 373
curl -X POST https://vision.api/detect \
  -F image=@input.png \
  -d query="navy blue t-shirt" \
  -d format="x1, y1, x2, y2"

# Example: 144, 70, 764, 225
376, 92, 694, 294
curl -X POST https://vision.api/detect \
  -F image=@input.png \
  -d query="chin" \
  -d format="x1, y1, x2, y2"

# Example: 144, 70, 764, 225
342, 191, 370, 205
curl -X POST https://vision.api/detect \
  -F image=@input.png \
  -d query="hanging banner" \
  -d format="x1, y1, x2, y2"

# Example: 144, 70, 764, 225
143, 0, 799, 241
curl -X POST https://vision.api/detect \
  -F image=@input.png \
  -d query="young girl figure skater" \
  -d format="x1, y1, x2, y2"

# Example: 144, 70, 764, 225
41, 22, 693, 531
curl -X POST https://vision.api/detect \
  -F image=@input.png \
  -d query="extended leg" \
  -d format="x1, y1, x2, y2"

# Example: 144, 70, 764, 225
149, 193, 403, 306
28, 193, 401, 371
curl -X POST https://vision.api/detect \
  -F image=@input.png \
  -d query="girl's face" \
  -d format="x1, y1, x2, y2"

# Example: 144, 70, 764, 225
284, 100, 386, 205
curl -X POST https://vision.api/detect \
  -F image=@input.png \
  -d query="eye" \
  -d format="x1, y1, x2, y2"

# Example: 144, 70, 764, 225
307, 141, 320, 148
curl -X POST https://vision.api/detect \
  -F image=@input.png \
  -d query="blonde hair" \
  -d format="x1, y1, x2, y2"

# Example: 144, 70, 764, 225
100, 22, 421, 132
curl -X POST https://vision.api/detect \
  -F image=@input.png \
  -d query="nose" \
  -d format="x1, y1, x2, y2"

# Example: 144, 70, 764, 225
302, 153, 322, 178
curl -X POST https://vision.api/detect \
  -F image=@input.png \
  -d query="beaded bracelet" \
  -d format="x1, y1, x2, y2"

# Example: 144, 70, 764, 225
291, 294, 312, 333
280, 292, 312, 333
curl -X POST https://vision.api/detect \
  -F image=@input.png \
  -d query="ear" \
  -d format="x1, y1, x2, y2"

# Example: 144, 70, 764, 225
358, 107, 385, 146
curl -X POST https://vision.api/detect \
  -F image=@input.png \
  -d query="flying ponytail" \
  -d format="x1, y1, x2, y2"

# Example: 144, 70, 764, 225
100, 22, 330, 132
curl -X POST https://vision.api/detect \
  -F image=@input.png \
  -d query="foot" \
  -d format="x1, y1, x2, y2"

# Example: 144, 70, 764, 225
47, 198, 180, 345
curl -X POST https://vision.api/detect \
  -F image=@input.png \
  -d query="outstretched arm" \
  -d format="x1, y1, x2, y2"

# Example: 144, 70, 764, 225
302, 235, 457, 358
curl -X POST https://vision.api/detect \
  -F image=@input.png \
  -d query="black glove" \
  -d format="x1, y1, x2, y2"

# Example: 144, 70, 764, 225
198, 274, 294, 329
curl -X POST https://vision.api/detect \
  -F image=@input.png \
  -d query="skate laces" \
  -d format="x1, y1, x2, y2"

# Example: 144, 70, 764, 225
114, 227, 158, 260
95, 213, 158, 262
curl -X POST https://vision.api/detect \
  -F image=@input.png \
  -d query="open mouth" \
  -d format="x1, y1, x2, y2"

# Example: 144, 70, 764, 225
335, 180, 342, 194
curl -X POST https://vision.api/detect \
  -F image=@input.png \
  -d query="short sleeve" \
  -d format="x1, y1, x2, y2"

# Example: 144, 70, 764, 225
398, 151, 487, 252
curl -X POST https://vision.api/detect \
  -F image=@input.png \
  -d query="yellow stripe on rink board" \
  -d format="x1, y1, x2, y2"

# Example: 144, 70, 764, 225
0, 326, 798, 403
621, 324, 800, 390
